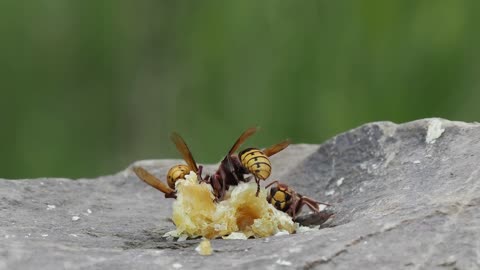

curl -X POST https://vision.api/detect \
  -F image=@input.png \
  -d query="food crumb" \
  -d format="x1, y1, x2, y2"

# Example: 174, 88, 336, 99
172, 263, 182, 269
170, 172, 295, 239
72, 216, 80, 221
46, 205, 56, 210
274, 230, 290, 237
223, 232, 248, 240
195, 239, 213, 256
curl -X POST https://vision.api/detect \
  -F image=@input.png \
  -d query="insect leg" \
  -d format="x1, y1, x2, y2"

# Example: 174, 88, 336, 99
218, 169, 229, 201
210, 174, 223, 201
265, 180, 280, 189
226, 155, 241, 183
302, 196, 331, 207
197, 165, 204, 182
302, 199, 321, 213
202, 174, 212, 184
289, 195, 301, 219
255, 176, 260, 197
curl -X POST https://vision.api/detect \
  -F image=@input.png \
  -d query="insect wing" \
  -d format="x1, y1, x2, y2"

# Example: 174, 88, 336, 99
228, 126, 258, 155
263, 139, 290, 157
133, 166, 175, 195
170, 132, 199, 172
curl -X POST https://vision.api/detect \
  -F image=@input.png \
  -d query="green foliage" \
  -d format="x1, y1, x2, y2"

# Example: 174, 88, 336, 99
1, 0, 479, 178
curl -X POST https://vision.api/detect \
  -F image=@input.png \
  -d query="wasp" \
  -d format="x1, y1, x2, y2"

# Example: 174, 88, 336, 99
134, 127, 289, 201
265, 180, 331, 220
204, 127, 290, 200
133, 132, 202, 199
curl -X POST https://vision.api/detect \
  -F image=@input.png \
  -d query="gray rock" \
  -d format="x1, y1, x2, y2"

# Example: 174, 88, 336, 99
1, 118, 480, 270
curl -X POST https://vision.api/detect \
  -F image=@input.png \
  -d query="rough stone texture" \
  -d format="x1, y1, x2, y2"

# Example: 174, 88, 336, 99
1, 118, 480, 270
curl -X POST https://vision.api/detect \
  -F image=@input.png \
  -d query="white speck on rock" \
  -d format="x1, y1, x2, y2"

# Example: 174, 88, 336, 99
413, 160, 421, 164
325, 190, 335, 196
276, 259, 292, 266
72, 216, 80, 221
41, 234, 48, 237
359, 187, 365, 192
366, 253, 376, 261
46, 204, 56, 210
426, 119, 445, 144
87, 209, 92, 214
289, 246, 302, 253
442, 255, 456, 265
381, 222, 398, 231
336, 177, 344, 186
172, 263, 182, 269
69, 234, 78, 237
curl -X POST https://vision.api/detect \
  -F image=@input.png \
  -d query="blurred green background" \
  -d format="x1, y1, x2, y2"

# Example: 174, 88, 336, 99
1, 1, 479, 179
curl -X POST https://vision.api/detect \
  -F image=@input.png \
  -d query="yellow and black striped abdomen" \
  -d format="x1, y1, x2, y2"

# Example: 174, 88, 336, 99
239, 148, 272, 180
166, 164, 190, 189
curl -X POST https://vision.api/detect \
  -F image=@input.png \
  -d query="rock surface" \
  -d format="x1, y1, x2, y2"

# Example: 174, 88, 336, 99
1, 118, 480, 269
